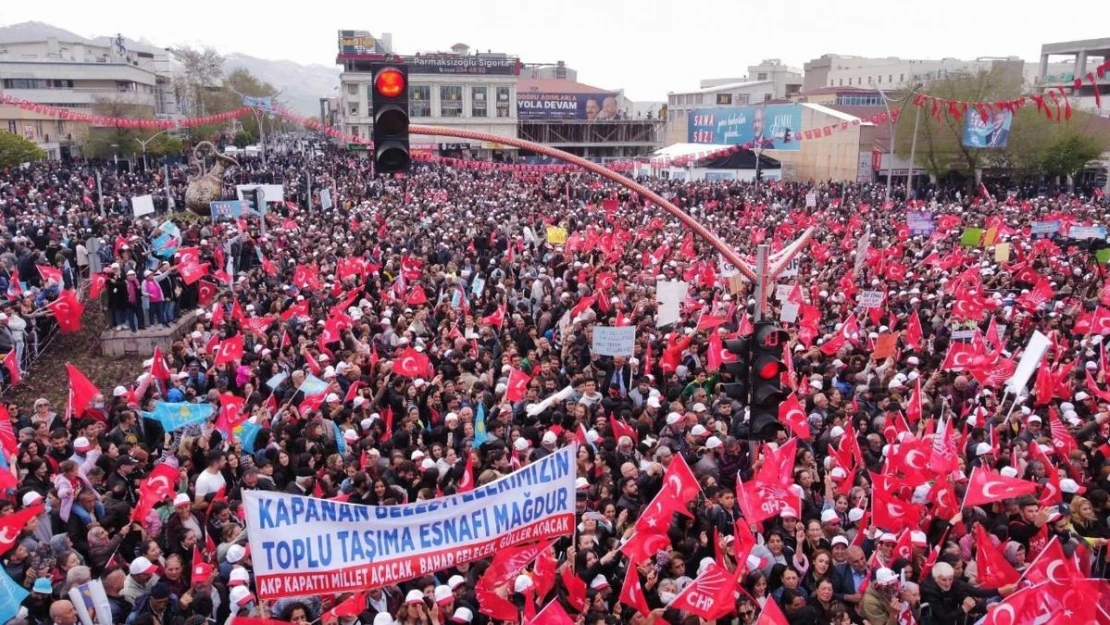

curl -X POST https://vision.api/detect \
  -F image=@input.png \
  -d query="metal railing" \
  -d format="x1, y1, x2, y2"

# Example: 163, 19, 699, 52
0, 278, 91, 399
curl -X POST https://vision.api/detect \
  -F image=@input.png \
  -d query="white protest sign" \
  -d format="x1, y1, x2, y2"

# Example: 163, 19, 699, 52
1006, 330, 1051, 396
471, 276, 486, 296
780, 301, 799, 323
775, 284, 794, 302
236, 184, 285, 204
592, 326, 636, 357
656, 280, 687, 327
320, 188, 333, 210
131, 195, 155, 217
854, 227, 871, 276
805, 191, 817, 208
780, 256, 800, 279
858, 290, 885, 309
243, 446, 576, 599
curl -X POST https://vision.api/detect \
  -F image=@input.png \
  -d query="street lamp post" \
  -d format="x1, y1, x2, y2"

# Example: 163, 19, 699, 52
906, 104, 922, 198
877, 83, 923, 201
135, 129, 170, 172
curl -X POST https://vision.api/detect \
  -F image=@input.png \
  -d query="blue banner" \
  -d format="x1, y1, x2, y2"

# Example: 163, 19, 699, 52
907, 212, 935, 236
145, 401, 214, 431
688, 104, 802, 151
242, 95, 273, 111
963, 110, 1012, 148
299, 374, 329, 397
0, 568, 29, 623
517, 92, 622, 120
474, 402, 487, 446
152, 221, 181, 258
211, 200, 258, 219
266, 372, 288, 390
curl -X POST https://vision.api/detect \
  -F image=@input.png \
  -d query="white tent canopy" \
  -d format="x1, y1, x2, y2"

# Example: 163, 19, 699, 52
649, 143, 731, 162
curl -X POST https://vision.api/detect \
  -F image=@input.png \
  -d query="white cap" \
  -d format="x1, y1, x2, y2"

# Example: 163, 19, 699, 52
780, 506, 798, 519
22, 492, 43, 507
647, 396, 661, 408
829, 426, 845, 439
832, 535, 850, 547
434, 585, 453, 604
821, 509, 840, 524
666, 412, 682, 425
514, 574, 534, 593
228, 567, 250, 586
343, 429, 359, 442
690, 424, 708, 437
879, 532, 897, 543
113, 385, 128, 397
405, 589, 425, 604
229, 586, 254, 606
975, 442, 993, 456
73, 437, 91, 452
911, 531, 928, 547
173, 493, 191, 508
575, 477, 590, 490
875, 567, 900, 586
452, 608, 473, 624
1000, 466, 1019, 478
513, 438, 530, 451
130, 556, 157, 576
226, 544, 246, 563
706, 436, 722, 450
325, 392, 340, 403
374, 614, 395, 625
848, 508, 865, 523
1060, 478, 1084, 494
448, 575, 466, 590
589, 574, 610, 590
692, 402, 707, 413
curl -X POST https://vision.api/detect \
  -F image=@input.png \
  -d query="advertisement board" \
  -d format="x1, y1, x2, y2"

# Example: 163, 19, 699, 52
338, 30, 385, 55
688, 104, 802, 151
406, 55, 519, 75
716, 93, 733, 105
517, 92, 621, 120
963, 110, 1013, 148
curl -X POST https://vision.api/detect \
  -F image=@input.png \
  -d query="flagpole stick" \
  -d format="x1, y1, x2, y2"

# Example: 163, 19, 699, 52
958, 466, 975, 516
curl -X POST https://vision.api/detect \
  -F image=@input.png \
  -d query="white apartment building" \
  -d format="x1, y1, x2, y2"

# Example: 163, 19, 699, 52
803, 53, 1073, 93
0, 27, 172, 159
1038, 38, 1110, 114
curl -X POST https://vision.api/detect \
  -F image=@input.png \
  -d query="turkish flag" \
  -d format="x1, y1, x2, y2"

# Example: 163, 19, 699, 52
47, 289, 84, 333
963, 467, 1039, 508
940, 341, 977, 371
213, 334, 245, 367
1020, 536, 1081, 587
481, 304, 506, 329
609, 414, 639, 445
560, 566, 588, 612
0, 503, 44, 555
0, 407, 18, 460
871, 473, 924, 532
325, 592, 367, 619
533, 546, 558, 600
3, 351, 21, 387
304, 350, 321, 376
176, 247, 200, 266
66, 363, 100, 416
89, 272, 108, 300
530, 601, 574, 625
392, 347, 431, 378
620, 530, 671, 564
669, 562, 737, 619
406, 286, 427, 306
757, 596, 790, 625
150, 346, 173, 383
619, 564, 650, 617
475, 583, 518, 622
974, 524, 1021, 589
779, 394, 811, 439
132, 462, 179, 524
37, 264, 62, 285
197, 280, 219, 308
458, 453, 475, 493
214, 393, 247, 435
506, 368, 529, 402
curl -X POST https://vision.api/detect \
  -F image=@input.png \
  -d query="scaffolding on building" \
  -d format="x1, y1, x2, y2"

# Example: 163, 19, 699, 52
517, 119, 663, 157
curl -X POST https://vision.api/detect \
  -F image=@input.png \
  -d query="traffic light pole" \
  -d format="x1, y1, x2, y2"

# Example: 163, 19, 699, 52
753, 244, 769, 323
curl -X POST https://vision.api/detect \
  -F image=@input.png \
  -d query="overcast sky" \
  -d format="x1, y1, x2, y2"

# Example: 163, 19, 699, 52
2, 0, 1106, 101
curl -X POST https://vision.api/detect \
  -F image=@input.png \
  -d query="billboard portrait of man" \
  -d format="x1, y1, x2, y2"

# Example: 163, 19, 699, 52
986, 111, 1010, 147
585, 98, 601, 121
598, 96, 619, 120
750, 107, 776, 149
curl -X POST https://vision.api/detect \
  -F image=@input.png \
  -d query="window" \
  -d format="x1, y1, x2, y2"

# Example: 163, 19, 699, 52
471, 87, 487, 117
347, 84, 358, 96
496, 87, 511, 117
848, 78, 853, 86
440, 86, 462, 117
839, 78, 843, 86
349, 126, 358, 138
736, 93, 749, 105
695, 94, 704, 105
757, 72, 768, 80
349, 102, 358, 116
889, 75, 893, 83
410, 85, 431, 117
764, 93, 772, 102
3, 78, 47, 89
900, 74, 905, 82
878, 75, 882, 84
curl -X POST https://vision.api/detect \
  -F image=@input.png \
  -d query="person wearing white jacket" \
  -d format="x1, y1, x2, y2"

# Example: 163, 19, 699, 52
6, 311, 27, 371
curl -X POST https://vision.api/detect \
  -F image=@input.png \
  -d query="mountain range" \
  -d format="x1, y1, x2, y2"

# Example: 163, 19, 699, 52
0, 21, 338, 115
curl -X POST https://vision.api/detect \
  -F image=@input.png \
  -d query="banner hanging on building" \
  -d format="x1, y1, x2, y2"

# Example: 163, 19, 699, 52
405, 55, 520, 75
243, 445, 577, 599
962, 110, 1012, 148
687, 104, 802, 151
517, 92, 621, 120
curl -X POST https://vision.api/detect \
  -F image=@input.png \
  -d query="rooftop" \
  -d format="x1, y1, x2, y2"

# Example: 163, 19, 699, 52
517, 78, 614, 94
668, 79, 771, 96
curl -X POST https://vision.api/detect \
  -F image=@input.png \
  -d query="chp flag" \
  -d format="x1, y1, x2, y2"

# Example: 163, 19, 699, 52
243, 445, 577, 599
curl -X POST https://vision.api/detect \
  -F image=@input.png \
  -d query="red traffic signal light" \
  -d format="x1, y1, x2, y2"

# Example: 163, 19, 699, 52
752, 354, 784, 380
375, 68, 406, 98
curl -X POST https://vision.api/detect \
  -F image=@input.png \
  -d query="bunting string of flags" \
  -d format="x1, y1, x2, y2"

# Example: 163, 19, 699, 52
0, 94, 251, 129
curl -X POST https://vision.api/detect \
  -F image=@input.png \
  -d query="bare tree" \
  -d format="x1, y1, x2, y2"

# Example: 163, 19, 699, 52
171, 45, 225, 116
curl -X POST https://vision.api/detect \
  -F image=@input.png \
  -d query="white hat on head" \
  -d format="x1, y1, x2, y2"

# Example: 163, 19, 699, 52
451, 608, 473, 624
1000, 466, 1019, 478
229, 566, 250, 586
832, 535, 850, 547
976, 442, 993, 456
848, 508, 865, 523
690, 424, 708, 437
875, 567, 900, 586
174, 493, 191, 508
434, 585, 453, 604
229, 586, 254, 606
374, 614, 396, 625
226, 544, 246, 564
448, 575, 466, 590
22, 492, 43, 507
405, 589, 425, 604
514, 574, 534, 593
666, 412, 682, 425
589, 574, 610, 590
706, 436, 722, 450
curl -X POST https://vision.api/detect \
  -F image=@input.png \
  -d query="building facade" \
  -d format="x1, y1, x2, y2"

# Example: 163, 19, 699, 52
1038, 38, 1110, 114
664, 60, 802, 145
804, 53, 1072, 93
0, 31, 173, 159
338, 39, 520, 159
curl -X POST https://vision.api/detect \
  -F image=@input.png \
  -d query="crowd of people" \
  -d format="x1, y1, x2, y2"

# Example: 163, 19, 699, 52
1, 146, 1109, 625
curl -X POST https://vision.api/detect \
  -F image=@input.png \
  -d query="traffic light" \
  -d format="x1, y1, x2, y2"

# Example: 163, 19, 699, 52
370, 63, 410, 174
749, 321, 788, 440
720, 337, 750, 402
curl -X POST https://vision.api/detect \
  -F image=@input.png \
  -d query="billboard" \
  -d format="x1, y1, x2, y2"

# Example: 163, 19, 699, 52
338, 30, 385, 55
517, 92, 621, 120
406, 55, 519, 75
716, 93, 733, 105
688, 104, 802, 151
963, 110, 1012, 148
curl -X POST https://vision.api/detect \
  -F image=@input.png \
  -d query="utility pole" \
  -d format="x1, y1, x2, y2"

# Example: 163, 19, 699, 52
134, 129, 169, 172
753, 244, 769, 323
877, 83, 923, 201
906, 104, 922, 199
96, 171, 105, 217
163, 164, 175, 212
